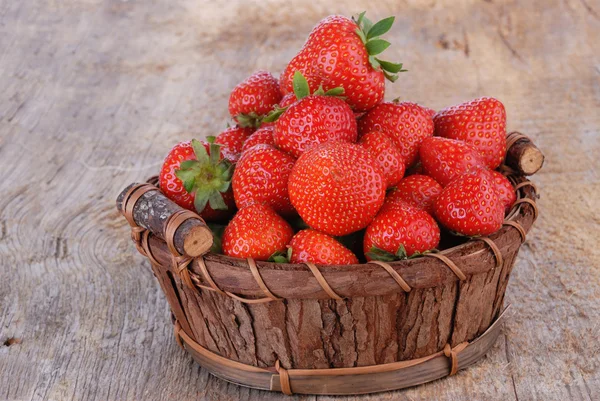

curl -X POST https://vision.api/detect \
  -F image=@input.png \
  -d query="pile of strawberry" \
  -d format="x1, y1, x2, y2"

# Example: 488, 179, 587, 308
158, 13, 515, 265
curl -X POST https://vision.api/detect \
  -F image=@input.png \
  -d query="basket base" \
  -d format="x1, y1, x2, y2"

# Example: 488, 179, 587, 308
175, 306, 510, 396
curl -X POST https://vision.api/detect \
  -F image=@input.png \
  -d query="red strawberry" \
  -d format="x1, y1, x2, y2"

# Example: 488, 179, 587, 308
241, 125, 276, 153
434, 169, 504, 236
423, 106, 436, 118
159, 139, 235, 222
228, 71, 282, 128
489, 170, 516, 212
280, 13, 405, 112
359, 131, 405, 188
358, 101, 434, 166
214, 126, 254, 162
419, 137, 487, 186
385, 174, 442, 214
364, 201, 440, 260
278, 93, 297, 108
288, 142, 386, 236
222, 204, 293, 260
288, 229, 358, 265
232, 144, 296, 216
433, 97, 507, 169
274, 73, 357, 158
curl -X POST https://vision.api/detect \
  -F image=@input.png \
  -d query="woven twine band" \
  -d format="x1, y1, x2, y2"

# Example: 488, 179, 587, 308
191, 256, 282, 303
164, 210, 201, 289
443, 343, 468, 376
475, 237, 503, 269
503, 221, 527, 243
170, 310, 507, 396
515, 180, 538, 195
499, 132, 529, 176
511, 198, 539, 221
275, 360, 293, 395
506, 131, 527, 150
368, 261, 412, 292
423, 252, 467, 281
305, 262, 343, 300
121, 183, 158, 258
139, 230, 161, 267
146, 175, 160, 187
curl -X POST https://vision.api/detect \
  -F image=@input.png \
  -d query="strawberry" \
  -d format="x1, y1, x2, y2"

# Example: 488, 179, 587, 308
273, 72, 357, 158
434, 169, 504, 236
423, 106, 436, 118
222, 204, 293, 260
357, 101, 434, 166
228, 71, 282, 128
288, 142, 386, 236
385, 174, 442, 214
280, 13, 405, 112
278, 93, 297, 108
214, 125, 254, 163
241, 125, 275, 153
159, 139, 235, 222
359, 131, 405, 188
489, 170, 516, 212
232, 144, 296, 216
433, 97, 507, 169
288, 229, 358, 265
419, 137, 487, 187
364, 201, 440, 260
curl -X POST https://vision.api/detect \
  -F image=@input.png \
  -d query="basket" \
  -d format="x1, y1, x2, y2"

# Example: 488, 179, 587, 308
116, 132, 542, 395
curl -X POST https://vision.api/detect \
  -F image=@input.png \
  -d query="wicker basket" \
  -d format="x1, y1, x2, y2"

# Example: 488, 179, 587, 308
116, 133, 541, 396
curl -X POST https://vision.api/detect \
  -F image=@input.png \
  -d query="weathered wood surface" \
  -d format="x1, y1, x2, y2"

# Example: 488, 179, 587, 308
0, 0, 598, 400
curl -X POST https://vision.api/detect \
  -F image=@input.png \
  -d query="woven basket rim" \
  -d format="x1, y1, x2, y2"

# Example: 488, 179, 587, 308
141, 175, 537, 299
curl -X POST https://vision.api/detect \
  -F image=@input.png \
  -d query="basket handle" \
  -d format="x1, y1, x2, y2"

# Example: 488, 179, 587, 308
116, 182, 213, 257
503, 131, 544, 176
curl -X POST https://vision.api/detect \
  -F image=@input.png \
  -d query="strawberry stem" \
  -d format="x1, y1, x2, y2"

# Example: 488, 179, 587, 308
175, 139, 233, 214
262, 72, 345, 123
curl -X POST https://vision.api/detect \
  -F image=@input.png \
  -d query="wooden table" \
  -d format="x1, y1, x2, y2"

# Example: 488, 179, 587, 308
1, 1, 598, 400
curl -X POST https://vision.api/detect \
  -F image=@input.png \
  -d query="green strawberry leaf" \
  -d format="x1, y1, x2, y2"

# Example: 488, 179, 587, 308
355, 28, 367, 44
383, 70, 399, 82
262, 106, 287, 123
207, 190, 227, 210
368, 55, 380, 70
362, 15, 374, 33
179, 160, 198, 170
191, 139, 209, 164
206, 135, 216, 143
366, 246, 397, 262
367, 16, 395, 39
313, 85, 326, 96
354, 11, 366, 27
292, 71, 311, 100
375, 58, 405, 73
365, 39, 390, 55
236, 112, 262, 128
194, 189, 210, 213
269, 250, 289, 263
395, 244, 408, 259
324, 87, 345, 96
408, 249, 437, 259
209, 143, 221, 165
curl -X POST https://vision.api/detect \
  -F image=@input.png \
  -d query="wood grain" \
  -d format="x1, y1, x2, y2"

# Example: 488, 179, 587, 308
1, 0, 599, 400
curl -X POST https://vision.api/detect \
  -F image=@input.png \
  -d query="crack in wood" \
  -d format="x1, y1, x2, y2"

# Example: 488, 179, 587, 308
497, 28, 526, 62
578, 0, 599, 19
0, 220, 6, 241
